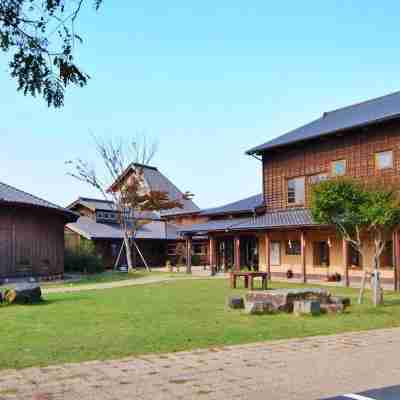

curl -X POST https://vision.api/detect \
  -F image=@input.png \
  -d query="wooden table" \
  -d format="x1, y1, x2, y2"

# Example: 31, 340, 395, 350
230, 271, 269, 290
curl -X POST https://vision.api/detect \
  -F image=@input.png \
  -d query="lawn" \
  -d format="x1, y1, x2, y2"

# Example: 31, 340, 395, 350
1, 278, 400, 370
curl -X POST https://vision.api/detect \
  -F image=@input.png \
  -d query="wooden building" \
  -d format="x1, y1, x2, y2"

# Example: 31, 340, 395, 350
0, 181, 77, 280
181, 91, 400, 288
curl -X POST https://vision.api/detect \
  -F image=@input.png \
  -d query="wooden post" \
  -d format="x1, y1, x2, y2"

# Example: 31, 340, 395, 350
209, 237, 214, 268
234, 236, 240, 271
265, 232, 271, 280
394, 231, 400, 291
300, 231, 307, 283
186, 237, 192, 274
343, 239, 349, 287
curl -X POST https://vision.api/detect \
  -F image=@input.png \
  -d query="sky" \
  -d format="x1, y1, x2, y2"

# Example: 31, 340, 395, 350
1, 1, 400, 209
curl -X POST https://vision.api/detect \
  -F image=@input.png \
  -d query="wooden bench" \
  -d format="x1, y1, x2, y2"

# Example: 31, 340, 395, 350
230, 272, 268, 290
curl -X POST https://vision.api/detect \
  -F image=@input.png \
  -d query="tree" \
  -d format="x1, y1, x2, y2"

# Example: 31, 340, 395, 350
68, 136, 192, 273
311, 179, 400, 306
0, 0, 103, 107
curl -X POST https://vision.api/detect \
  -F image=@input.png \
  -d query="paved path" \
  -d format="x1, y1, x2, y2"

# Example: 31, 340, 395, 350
2, 327, 400, 400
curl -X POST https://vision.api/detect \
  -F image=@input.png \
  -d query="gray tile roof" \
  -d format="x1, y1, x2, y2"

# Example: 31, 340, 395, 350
0, 181, 77, 221
140, 165, 200, 216
180, 209, 319, 234
67, 217, 180, 240
178, 217, 250, 234
232, 208, 317, 230
247, 91, 400, 155
200, 194, 263, 216
68, 197, 159, 220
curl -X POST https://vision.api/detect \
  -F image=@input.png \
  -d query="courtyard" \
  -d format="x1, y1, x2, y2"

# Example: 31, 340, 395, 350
2, 277, 400, 370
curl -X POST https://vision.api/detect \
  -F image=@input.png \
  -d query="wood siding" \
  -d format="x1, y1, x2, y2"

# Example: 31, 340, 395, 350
263, 120, 400, 211
0, 206, 65, 278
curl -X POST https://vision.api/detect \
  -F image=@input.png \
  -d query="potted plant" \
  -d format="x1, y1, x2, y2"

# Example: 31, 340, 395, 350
286, 269, 294, 279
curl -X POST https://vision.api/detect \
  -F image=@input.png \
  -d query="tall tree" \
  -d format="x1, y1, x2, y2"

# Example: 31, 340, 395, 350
68, 135, 192, 272
0, 0, 103, 107
311, 179, 400, 306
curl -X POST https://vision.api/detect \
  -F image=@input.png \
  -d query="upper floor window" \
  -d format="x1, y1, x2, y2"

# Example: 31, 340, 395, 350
375, 150, 393, 170
287, 177, 305, 205
309, 173, 328, 185
331, 159, 346, 176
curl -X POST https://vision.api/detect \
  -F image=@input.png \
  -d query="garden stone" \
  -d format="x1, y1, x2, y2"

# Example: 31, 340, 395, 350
293, 300, 321, 316
245, 300, 275, 315
330, 296, 351, 308
245, 288, 330, 313
321, 303, 345, 314
226, 296, 244, 309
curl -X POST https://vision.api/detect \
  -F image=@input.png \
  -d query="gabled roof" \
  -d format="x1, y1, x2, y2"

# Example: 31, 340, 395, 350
179, 208, 319, 234
67, 197, 159, 220
247, 90, 400, 155
108, 163, 200, 217
0, 181, 77, 222
67, 217, 180, 240
200, 194, 263, 217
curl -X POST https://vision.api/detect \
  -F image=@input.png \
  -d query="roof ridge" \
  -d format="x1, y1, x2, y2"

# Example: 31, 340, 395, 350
0, 181, 62, 210
132, 162, 158, 171
323, 90, 400, 117
79, 196, 114, 203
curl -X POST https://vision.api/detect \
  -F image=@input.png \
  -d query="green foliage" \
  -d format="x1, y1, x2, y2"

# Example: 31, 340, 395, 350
311, 179, 400, 236
0, 0, 103, 107
65, 239, 104, 274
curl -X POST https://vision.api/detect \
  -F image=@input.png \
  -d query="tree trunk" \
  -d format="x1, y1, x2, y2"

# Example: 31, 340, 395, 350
123, 232, 134, 273
2, 283, 42, 304
372, 252, 383, 306
358, 270, 368, 305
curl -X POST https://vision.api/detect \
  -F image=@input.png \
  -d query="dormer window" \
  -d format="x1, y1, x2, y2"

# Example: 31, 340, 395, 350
375, 150, 393, 170
331, 159, 346, 176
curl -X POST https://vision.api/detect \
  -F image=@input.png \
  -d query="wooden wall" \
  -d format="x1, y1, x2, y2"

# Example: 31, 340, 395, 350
0, 206, 66, 278
263, 120, 400, 211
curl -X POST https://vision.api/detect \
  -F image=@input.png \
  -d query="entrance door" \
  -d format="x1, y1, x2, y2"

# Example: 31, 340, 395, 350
270, 241, 281, 266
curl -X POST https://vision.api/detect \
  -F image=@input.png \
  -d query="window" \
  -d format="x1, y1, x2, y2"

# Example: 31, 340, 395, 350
376, 150, 393, 170
270, 241, 281, 266
313, 241, 330, 266
380, 241, 394, 269
286, 240, 301, 255
309, 173, 328, 185
331, 159, 346, 176
287, 177, 305, 205
167, 243, 177, 256
193, 243, 207, 255
348, 244, 362, 268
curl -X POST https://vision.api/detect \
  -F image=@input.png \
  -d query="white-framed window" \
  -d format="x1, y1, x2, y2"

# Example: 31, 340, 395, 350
331, 159, 346, 176
287, 177, 305, 205
375, 150, 393, 170
309, 173, 328, 185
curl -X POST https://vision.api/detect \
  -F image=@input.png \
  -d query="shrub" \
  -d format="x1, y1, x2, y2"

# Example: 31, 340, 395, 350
65, 239, 104, 274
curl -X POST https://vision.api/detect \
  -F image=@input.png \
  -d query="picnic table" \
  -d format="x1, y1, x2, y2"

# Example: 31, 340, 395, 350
230, 271, 269, 290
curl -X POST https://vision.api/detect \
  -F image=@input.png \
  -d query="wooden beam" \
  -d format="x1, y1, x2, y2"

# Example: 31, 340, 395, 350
208, 237, 214, 267
343, 239, 349, 287
265, 232, 271, 280
234, 236, 240, 272
300, 231, 307, 283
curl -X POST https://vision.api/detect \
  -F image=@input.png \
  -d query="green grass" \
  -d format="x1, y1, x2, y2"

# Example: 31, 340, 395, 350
1, 278, 400, 370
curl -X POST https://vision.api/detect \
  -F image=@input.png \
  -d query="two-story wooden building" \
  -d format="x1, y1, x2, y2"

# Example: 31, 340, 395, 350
181, 91, 400, 288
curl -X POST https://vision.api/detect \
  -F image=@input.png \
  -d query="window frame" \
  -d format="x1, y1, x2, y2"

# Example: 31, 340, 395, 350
285, 240, 301, 256
331, 159, 347, 177
286, 176, 305, 206
375, 150, 393, 171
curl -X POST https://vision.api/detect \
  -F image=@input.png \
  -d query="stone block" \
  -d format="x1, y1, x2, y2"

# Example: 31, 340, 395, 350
321, 303, 345, 314
245, 300, 275, 315
226, 296, 244, 309
330, 296, 351, 308
293, 300, 321, 316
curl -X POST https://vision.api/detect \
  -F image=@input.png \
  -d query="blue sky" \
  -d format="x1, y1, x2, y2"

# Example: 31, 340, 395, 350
1, 1, 400, 208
